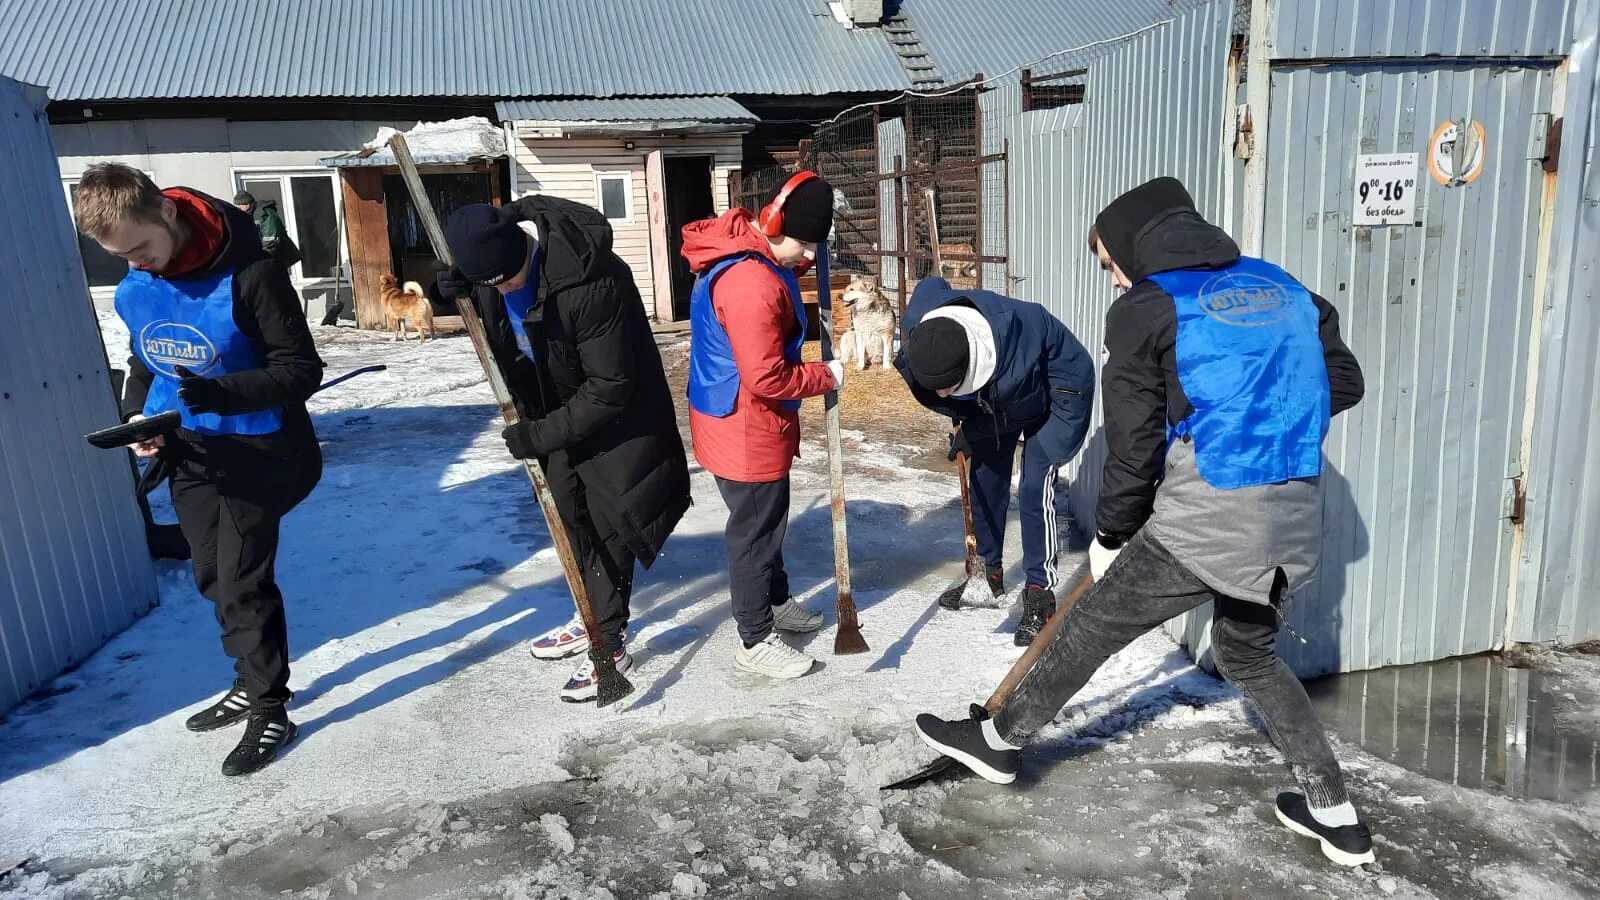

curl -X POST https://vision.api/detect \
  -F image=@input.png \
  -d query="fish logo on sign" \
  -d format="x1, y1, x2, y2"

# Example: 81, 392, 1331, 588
1197, 272, 1289, 327
139, 320, 219, 377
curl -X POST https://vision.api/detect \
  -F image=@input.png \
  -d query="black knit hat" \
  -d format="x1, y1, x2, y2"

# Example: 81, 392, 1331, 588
764, 176, 834, 243
445, 203, 530, 286
905, 317, 969, 391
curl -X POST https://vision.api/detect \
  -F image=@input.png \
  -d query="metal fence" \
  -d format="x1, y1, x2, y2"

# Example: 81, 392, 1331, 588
0, 75, 158, 716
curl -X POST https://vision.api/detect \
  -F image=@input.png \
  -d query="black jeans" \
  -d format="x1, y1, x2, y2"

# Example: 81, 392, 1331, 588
168, 439, 320, 710
545, 448, 635, 655
715, 475, 792, 647
995, 532, 1349, 807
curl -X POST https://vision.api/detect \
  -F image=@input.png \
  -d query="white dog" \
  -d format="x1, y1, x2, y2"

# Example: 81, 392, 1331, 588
837, 274, 897, 371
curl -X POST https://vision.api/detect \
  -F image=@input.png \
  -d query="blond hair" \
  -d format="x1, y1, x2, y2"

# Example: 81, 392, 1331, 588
73, 163, 166, 239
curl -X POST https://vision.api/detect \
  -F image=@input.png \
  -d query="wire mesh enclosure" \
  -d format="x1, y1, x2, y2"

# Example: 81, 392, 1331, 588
732, 83, 1010, 319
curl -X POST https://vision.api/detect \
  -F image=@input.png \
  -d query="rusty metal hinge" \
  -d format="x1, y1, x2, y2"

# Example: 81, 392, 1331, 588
1508, 475, 1527, 525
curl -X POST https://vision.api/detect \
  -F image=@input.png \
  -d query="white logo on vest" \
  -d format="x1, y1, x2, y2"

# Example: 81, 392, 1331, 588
139, 320, 219, 378
1197, 272, 1291, 327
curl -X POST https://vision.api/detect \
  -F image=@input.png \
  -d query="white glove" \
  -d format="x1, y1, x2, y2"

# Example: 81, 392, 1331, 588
1088, 533, 1124, 581
825, 359, 846, 389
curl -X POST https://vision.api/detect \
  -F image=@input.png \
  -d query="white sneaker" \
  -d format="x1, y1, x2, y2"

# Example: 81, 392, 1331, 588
771, 599, 824, 633
734, 634, 816, 679
530, 618, 589, 660
559, 648, 636, 703
530, 619, 627, 661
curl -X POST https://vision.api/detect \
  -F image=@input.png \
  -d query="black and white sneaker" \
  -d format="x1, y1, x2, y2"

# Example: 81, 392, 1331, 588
913, 712, 1019, 784
185, 680, 251, 732
221, 709, 298, 777
1274, 792, 1376, 867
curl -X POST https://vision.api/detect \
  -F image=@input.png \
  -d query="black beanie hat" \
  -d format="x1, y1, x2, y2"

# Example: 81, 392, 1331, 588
445, 203, 529, 286
764, 176, 834, 243
906, 317, 970, 391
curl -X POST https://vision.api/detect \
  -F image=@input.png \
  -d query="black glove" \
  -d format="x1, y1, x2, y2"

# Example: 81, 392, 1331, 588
433, 261, 474, 301
173, 365, 229, 416
947, 428, 973, 462
501, 420, 547, 461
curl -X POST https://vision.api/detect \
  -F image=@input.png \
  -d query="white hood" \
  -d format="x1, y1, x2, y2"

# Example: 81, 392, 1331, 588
923, 305, 996, 397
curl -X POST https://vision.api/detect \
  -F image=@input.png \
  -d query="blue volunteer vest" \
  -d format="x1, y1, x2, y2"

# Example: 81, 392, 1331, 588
114, 267, 284, 436
687, 253, 807, 416
1146, 256, 1330, 490
502, 245, 542, 360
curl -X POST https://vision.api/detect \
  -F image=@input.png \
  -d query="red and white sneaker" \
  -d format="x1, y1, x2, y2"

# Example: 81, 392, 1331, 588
530, 618, 590, 660
559, 647, 636, 703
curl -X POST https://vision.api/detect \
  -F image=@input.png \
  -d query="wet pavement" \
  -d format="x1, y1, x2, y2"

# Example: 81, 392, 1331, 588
1306, 653, 1600, 805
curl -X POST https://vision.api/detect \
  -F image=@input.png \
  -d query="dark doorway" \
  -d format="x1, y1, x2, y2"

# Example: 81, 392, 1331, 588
663, 156, 715, 320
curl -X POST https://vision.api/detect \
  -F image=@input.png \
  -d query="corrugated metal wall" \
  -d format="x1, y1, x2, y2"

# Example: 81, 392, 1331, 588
1261, 62, 1559, 675
1268, 0, 1573, 60
1001, 0, 1237, 529
1515, 0, 1600, 647
0, 76, 158, 715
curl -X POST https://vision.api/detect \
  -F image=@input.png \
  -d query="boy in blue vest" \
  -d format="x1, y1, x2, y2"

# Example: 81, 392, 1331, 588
912, 178, 1374, 867
896, 280, 1095, 645
75, 164, 324, 776
680, 172, 845, 679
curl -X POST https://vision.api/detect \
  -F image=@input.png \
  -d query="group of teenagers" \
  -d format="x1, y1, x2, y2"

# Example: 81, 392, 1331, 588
74, 159, 1373, 866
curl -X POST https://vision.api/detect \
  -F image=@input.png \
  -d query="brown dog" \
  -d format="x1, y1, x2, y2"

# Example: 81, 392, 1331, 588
379, 274, 435, 343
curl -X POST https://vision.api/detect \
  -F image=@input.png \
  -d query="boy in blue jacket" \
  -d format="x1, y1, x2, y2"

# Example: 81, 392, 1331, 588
895, 279, 1094, 645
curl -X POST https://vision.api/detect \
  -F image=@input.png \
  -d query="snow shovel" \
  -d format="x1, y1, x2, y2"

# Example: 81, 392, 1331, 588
816, 241, 869, 656
389, 134, 632, 707
922, 191, 990, 611
935, 430, 989, 609
881, 569, 1095, 790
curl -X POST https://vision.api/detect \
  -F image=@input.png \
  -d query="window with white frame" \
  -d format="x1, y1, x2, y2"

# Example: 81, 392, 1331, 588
594, 171, 633, 223
233, 169, 343, 281
62, 175, 149, 289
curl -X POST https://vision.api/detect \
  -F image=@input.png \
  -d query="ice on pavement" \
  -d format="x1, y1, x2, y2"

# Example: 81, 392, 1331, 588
1, 324, 1596, 899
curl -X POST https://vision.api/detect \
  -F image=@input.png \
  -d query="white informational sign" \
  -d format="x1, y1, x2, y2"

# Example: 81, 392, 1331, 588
1353, 153, 1419, 226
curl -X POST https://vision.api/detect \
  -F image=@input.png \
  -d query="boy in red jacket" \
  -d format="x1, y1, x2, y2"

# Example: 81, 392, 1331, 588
681, 172, 844, 679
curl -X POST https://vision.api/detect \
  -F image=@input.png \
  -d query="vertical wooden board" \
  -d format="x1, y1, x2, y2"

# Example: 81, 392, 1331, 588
339, 169, 391, 330
644, 150, 675, 322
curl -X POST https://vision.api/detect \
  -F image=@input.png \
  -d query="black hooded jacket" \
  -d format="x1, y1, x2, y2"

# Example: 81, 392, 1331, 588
1093, 177, 1364, 541
466, 194, 690, 567
122, 189, 324, 461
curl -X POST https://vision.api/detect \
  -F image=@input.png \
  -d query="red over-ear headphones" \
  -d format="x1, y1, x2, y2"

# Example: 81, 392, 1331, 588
757, 170, 820, 238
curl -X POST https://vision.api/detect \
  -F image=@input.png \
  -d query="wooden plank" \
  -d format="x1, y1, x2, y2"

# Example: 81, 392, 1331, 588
644, 150, 675, 321
339, 168, 391, 331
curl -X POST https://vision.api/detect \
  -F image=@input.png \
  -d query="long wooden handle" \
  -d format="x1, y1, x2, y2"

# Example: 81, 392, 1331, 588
983, 571, 1094, 711
954, 445, 978, 571
816, 242, 855, 604
388, 135, 609, 668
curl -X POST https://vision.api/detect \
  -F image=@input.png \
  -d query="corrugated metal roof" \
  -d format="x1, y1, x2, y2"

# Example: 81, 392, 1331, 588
899, 0, 1218, 82
0, 0, 910, 101
319, 147, 495, 168
495, 96, 757, 123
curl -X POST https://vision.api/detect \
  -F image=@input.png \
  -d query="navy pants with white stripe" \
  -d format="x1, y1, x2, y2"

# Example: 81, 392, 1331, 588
966, 425, 1068, 591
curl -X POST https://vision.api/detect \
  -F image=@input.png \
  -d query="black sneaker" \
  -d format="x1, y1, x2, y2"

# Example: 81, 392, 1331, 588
913, 713, 1019, 784
221, 708, 298, 777
985, 564, 1005, 598
1274, 792, 1376, 867
1013, 586, 1056, 646
185, 680, 251, 733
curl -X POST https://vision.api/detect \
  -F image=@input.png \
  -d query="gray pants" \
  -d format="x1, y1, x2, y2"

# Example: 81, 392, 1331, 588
995, 532, 1349, 808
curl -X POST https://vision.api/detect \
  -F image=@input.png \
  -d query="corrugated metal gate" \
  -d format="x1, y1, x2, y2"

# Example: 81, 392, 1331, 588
1263, 62, 1560, 674
0, 76, 158, 715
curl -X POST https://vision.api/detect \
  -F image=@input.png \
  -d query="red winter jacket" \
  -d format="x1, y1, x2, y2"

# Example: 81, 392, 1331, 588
681, 209, 837, 483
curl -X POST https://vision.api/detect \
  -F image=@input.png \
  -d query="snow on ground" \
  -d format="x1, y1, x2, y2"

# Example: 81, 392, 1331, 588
1, 325, 1597, 899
